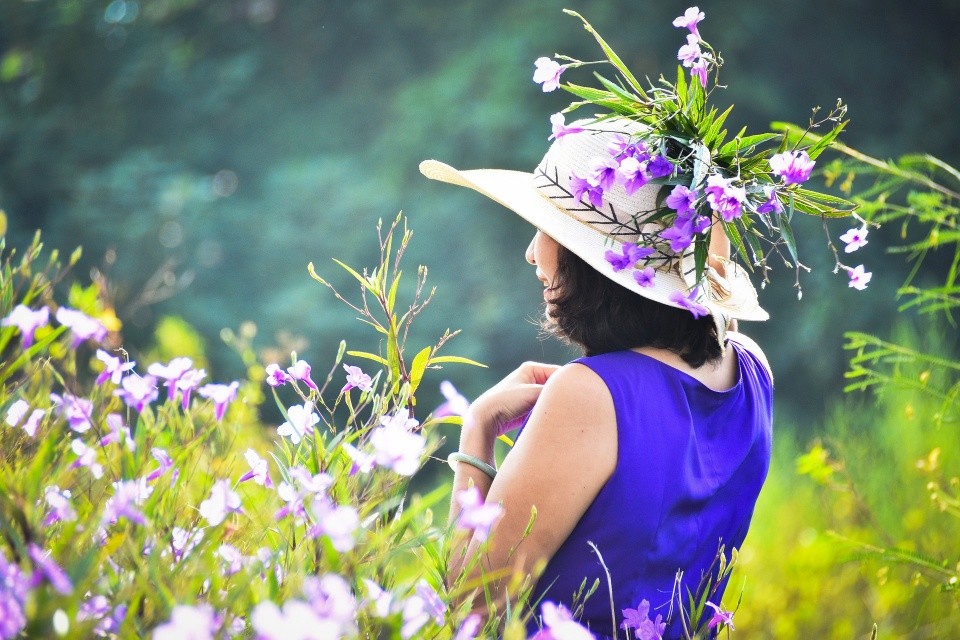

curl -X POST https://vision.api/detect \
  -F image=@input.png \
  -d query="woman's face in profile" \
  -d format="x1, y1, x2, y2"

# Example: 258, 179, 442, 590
525, 230, 561, 316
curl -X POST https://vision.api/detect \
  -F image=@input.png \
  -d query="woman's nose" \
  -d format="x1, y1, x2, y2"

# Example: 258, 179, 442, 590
525, 233, 537, 265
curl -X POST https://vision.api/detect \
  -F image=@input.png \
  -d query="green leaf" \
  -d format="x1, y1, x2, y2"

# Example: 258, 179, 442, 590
332, 258, 376, 293
345, 350, 388, 367
428, 355, 487, 368
563, 10, 648, 98
780, 213, 799, 265
408, 346, 432, 393
593, 72, 642, 104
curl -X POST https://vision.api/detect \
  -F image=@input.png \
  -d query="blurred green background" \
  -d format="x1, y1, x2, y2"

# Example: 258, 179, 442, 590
2, 0, 958, 425
3, 0, 960, 636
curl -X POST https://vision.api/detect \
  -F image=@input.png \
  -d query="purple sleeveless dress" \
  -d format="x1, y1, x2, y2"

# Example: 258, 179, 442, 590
525, 340, 773, 639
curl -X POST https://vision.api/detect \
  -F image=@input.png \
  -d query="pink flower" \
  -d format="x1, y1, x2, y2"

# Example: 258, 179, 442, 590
672, 6, 705, 38
307, 500, 360, 552
70, 439, 104, 479
1, 304, 49, 348
146, 448, 177, 483
197, 381, 239, 422
621, 599, 666, 639
101, 478, 151, 527
617, 156, 650, 196
96, 349, 136, 386
43, 485, 76, 525
287, 359, 318, 391
532, 602, 595, 640
342, 364, 373, 393
50, 392, 94, 433
238, 449, 273, 487
152, 604, 217, 640
455, 486, 503, 541
434, 380, 470, 418
113, 374, 159, 412
175, 369, 207, 410
218, 544, 244, 576
677, 33, 702, 67
100, 413, 135, 450
277, 402, 320, 445
55, 307, 107, 348
847, 264, 872, 291
769, 150, 816, 185
533, 57, 565, 92
704, 174, 746, 222
147, 357, 194, 398
690, 55, 710, 87
370, 409, 425, 476
265, 363, 291, 387
198, 479, 242, 526
548, 113, 584, 142
839, 225, 869, 253
342, 442, 376, 475
705, 601, 735, 630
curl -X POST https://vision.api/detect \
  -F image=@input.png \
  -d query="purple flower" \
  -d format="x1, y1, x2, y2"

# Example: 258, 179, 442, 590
434, 380, 470, 418
769, 149, 816, 185
621, 599, 666, 639
455, 486, 503, 541
370, 409, 425, 476
239, 448, 273, 487
690, 55, 710, 87
264, 363, 291, 387
588, 156, 619, 191
661, 221, 694, 252
21, 409, 44, 437
1, 305, 49, 348
548, 112, 584, 142
570, 173, 604, 209
633, 267, 656, 288
170, 527, 204, 563
175, 368, 207, 410
152, 604, 217, 640
665, 185, 698, 217
147, 357, 194, 399
307, 501, 360, 552
669, 288, 711, 319
342, 442, 376, 475
101, 478, 151, 527
287, 360, 318, 391
100, 413, 135, 450
756, 185, 784, 215
55, 307, 107, 348
647, 155, 674, 179
533, 57, 565, 92
114, 374, 159, 412
218, 543, 244, 576
43, 485, 76, 526
197, 381, 239, 422
677, 33, 702, 67
50, 392, 94, 433
363, 579, 396, 618
616, 156, 649, 195
70, 439, 104, 479
839, 225, 869, 253
95, 349, 136, 386
277, 401, 320, 445
705, 601, 735, 630
604, 243, 655, 272
847, 264, 872, 291
672, 6, 705, 38
4, 399, 29, 428
454, 614, 482, 640
0, 551, 29, 639
27, 544, 73, 595
146, 448, 177, 483
532, 602, 595, 640
198, 479, 242, 526
342, 364, 373, 393
608, 134, 648, 162
704, 174, 747, 222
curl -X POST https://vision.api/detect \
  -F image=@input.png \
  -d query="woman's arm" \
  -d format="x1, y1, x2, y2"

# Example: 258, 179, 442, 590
447, 362, 617, 608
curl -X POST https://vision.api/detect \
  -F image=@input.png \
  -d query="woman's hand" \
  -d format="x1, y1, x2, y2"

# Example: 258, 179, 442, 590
466, 361, 561, 438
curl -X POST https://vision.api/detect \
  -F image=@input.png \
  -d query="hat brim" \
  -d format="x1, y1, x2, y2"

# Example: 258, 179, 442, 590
419, 159, 768, 321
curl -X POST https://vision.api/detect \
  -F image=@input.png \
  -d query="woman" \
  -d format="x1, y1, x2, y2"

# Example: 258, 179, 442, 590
420, 117, 773, 639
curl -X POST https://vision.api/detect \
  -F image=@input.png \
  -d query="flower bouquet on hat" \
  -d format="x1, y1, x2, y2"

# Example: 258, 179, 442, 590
422, 7, 859, 324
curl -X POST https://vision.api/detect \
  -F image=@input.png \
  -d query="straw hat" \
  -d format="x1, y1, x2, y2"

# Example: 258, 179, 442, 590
420, 117, 768, 330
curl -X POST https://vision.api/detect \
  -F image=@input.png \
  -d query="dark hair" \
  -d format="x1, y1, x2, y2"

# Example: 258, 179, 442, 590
545, 245, 722, 368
